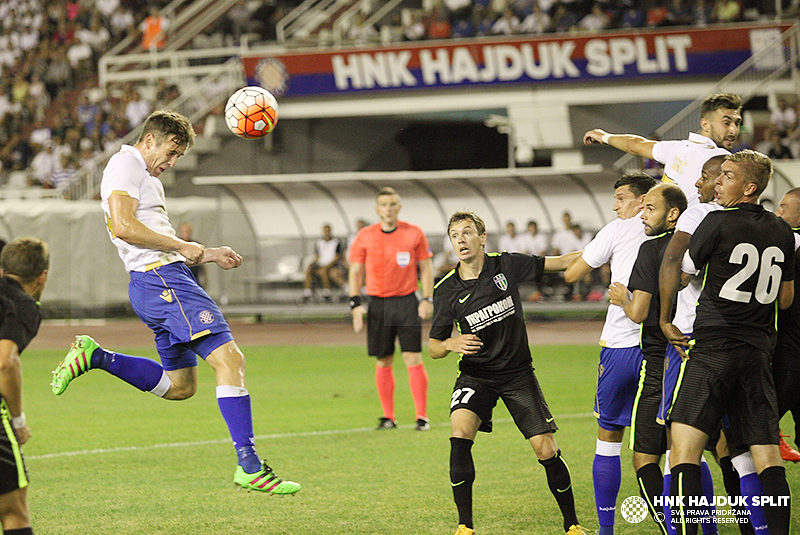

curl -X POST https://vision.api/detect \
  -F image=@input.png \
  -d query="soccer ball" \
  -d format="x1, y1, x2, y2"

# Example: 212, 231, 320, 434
224, 86, 279, 139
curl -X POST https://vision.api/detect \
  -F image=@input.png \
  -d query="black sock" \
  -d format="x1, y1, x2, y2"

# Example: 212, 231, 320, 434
4, 528, 34, 535
718, 456, 754, 535
636, 463, 669, 534
539, 449, 578, 531
759, 465, 790, 535
450, 437, 475, 529
670, 463, 701, 535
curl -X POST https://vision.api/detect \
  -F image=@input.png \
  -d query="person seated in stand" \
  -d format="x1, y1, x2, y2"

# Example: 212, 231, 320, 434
303, 223, 345, 303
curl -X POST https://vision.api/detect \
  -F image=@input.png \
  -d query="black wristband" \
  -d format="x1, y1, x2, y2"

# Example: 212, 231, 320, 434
423, 297, 433, 303
349, 295, 362, 309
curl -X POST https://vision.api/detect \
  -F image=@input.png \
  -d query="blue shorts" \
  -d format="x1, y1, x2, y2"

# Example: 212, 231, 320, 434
659, 341, 684, 424
129, 263, 233, 370
594, 346, 644, 431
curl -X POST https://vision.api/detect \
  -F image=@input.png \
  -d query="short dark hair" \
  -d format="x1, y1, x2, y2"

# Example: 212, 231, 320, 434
725, 150, 772, 197
614, 171, 657, 197
136, 110, 195, 149
0, 237, 49, 282
653, 183, 687, 214
701, 93, 742, 117
448, 211, 486, 235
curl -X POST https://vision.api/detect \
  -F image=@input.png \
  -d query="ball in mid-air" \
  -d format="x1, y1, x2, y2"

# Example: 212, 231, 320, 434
224, 86, 279, 139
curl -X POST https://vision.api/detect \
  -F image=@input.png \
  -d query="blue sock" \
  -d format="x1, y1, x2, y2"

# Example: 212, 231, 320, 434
663, 459, 677, 535
699, 456, 719, 534
594, 439, 622, 535
732, 453, 769, 533
91, 347, 169, 395
217, 386, 260, 473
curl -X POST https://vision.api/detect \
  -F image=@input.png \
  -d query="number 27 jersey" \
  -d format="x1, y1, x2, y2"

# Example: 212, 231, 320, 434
430, 252, 544, 377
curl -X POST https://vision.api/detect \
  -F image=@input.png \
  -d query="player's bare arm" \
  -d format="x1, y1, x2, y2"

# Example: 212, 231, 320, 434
108, 194, 204, 264
659, 231, 692, 355
0, 339, 30, 445
348, 261, 367, 333
199, 247, 242, 270
543, 250, 583, 272
418, 258, 434, 319
609, 283, 650, 324
564, 254, 592, 283
428, 335, 482, 359
583, 129, 657, 160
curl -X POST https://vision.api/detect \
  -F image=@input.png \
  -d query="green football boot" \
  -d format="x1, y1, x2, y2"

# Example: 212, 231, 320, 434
51, 335, 99, 395
233, 461, 301, 495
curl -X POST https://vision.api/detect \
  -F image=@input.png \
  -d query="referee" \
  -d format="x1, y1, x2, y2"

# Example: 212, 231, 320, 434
668, 151, 794, 535
429, 211, 585, 535
348, 187, 434, 431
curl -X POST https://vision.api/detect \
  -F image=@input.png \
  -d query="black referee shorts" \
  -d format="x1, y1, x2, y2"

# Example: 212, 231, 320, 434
668, 337, 779, 448
366, 293, 422, 357
450, 368, 558, 440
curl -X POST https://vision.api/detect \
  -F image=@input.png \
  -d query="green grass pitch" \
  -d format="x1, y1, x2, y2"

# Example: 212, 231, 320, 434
22, 342, 799, 534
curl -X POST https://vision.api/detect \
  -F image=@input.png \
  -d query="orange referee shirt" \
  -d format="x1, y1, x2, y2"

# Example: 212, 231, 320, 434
348, 221, 433, 298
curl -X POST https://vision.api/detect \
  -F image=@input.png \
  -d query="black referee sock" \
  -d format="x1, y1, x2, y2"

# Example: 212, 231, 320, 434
4, 528, 34, 535
718, 456, 754, 535
636, 463, 669, 535
759, 465, 790, 535
539, 449, 579, 531
670, 463, 701, 535
450, 437, 475, 529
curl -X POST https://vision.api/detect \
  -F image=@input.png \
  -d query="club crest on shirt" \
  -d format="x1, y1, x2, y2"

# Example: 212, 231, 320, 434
493, 273, 508, 291
199, 310, 214, 324
396, 251, 411, 267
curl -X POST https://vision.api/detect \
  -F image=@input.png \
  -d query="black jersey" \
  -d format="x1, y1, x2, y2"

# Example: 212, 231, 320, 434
774, 228, 800, 371
628, 230, 674, 353
0, 277, 41, 354
689, 203, 795, 347
430, 252, 544, 377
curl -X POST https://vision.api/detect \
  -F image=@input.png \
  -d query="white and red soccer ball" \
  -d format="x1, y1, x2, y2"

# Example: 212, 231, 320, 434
224, 86, 279, 139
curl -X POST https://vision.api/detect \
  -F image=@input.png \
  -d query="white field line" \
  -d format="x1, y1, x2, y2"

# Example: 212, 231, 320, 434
28, 412, 595, 461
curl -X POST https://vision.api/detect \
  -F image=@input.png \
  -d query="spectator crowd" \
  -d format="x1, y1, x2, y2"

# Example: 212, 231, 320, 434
1, 0, 798, 193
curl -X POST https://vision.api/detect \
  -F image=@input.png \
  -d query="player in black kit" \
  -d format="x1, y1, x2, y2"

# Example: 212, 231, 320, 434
429, 211, 586, 535
607, 183, 688, 533
772, 188, 800, 455
0, 237, 49, 535
667, 151, 794, 535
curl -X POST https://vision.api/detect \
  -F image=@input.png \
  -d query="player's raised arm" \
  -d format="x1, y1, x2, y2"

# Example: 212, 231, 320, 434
583, 129, 657, 160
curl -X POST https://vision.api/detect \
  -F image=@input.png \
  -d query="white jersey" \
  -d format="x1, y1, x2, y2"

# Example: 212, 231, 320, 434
100, 144, 185, 272
672, 202, 723, 333
582, 215, 648, 348
521, 232, 549, 256
652, 133, 729, 209
316, 237, 342, 266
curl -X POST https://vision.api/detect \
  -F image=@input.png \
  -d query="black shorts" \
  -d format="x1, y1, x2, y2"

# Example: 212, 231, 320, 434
773, 366, 800, 419
450, 368, 557, 439
668, 338, 779, 448
366, 293, 422, 357
630, 352, 668, 455
0, 400, 28, 494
